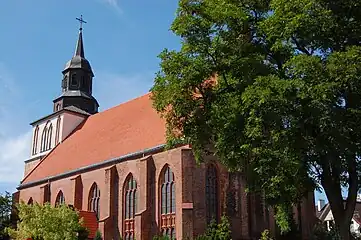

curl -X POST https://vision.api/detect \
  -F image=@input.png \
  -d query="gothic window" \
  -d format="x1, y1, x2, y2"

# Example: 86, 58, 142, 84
123, 174, 138, 240
55, 117, 61, 144
160, 165, 176, 239
27, 197, 33, 205
88, 183, 100, 219
46, 124, 53, 151
40, 121, 52, 152
71, 74, 78, 86
32, 126, 39, 155
206, 164, 219, 224
62, 76, 68, 90
55, 191, 65, 205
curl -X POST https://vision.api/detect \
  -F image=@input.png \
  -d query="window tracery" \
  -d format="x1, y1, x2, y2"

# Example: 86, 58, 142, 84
55, 190, 65, 205
160, 165, 176, 239
55, 117, 61, 144
88, 183, 100, 219
40, 121, 52, 152
206, 164, 219, 224
123, 174, 137, 240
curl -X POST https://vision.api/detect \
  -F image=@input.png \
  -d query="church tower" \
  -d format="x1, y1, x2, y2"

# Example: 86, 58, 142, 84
24, 16, 97, 177
53, 17, 99, 114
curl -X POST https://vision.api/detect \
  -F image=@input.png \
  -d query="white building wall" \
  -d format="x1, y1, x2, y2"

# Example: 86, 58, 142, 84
25, 111, 86, 177
30, 116, 61, 158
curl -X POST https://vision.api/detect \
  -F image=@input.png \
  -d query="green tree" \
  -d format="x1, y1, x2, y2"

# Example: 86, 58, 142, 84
94, 230, 102, 240
7, 202, 88, 240
0, 192, 12, 240
151, 0, 361, 239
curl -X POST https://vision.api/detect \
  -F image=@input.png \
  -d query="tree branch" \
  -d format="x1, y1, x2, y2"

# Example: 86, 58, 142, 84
345, 154, 358, 221
291, 36, 311, 56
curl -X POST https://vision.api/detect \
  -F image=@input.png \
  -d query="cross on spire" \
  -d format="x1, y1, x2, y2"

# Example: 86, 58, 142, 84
76, 15, 87, 31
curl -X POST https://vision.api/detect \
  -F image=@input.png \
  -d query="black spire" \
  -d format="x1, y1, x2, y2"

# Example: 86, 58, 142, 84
74, 29, 85, 58
74, 15, 86, 58
53, 15, 99, 115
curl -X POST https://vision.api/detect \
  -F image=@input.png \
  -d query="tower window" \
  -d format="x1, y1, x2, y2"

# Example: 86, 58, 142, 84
32, 126, 39, 155
40, 122, 53, 152
71, 74, 78, 86
55, 116, 61, 144
62, 76, 68, 90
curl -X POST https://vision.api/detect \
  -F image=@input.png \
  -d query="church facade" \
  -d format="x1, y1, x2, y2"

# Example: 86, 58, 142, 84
15, 25, 316, 240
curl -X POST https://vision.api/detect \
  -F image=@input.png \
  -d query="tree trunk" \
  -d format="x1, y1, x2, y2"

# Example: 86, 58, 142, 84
321, 155, 358, 240
337, 221, 351, 240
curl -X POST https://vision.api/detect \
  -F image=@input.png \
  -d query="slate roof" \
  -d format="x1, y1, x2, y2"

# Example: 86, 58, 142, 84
63, 105, 92, 116
21, 93, 166, 185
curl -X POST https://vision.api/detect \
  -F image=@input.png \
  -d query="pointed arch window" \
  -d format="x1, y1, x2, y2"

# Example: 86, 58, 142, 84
88, 183, 100, 219
55, 190, 65, 205
206, 164, 219, 224
55, 117, 61, 144
32, 126, 39, 155
160, 166, 176, 239
40, 121, 53, 152
27, 197, 33, 205
123, 174, 137, 240
46, 124, 53, 150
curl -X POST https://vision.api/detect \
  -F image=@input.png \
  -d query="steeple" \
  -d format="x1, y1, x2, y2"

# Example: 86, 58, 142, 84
74, 29, 85, 58
53, 15, 99, 114
74, 15, 86, 58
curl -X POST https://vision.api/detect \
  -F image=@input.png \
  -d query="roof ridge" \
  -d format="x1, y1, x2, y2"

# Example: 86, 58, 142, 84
95, 92, 151, 116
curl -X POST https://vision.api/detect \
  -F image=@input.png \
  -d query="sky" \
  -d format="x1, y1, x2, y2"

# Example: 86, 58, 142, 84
0, 0, 327, 203
0, 0, 180, 193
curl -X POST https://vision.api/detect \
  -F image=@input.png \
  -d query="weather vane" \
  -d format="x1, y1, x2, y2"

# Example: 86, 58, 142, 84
76, 15, 87, 31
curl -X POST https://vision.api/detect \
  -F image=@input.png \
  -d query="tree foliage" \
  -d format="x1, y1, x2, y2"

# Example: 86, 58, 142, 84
0, 192, 12, 240
7, 202, 88, 240
151, 0, 361, 239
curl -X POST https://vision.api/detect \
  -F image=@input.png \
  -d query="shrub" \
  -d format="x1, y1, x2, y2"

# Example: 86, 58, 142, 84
94, 230, 102, 240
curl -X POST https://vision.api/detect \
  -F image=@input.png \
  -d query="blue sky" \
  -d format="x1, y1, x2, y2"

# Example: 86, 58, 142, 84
0, 0, 327, 203
0, 0, 180, 193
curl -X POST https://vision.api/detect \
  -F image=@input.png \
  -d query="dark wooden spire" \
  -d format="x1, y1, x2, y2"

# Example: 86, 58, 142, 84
74, 15, 86, 58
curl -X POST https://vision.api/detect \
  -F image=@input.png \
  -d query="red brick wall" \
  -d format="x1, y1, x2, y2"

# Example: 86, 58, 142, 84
18, 146, 315, 240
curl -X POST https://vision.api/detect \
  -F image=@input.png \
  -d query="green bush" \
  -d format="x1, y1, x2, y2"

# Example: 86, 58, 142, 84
152, 235, 170, 240
195, 215, 232, 240
260, 230, 273, 240
94, 230, 102, 240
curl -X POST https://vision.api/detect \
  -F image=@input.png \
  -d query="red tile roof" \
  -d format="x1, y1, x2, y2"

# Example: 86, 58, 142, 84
79, 211, 98, 239
22, 93, 166, 184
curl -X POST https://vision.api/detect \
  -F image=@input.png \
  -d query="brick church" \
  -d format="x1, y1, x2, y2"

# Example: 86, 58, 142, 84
14, 23, 316, 240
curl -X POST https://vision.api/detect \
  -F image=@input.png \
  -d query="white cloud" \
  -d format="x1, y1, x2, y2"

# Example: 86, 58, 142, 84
0, 131, 32, 184
99, 0, 122, 13
0, 63, 31, 191
94, 71, 155, 111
